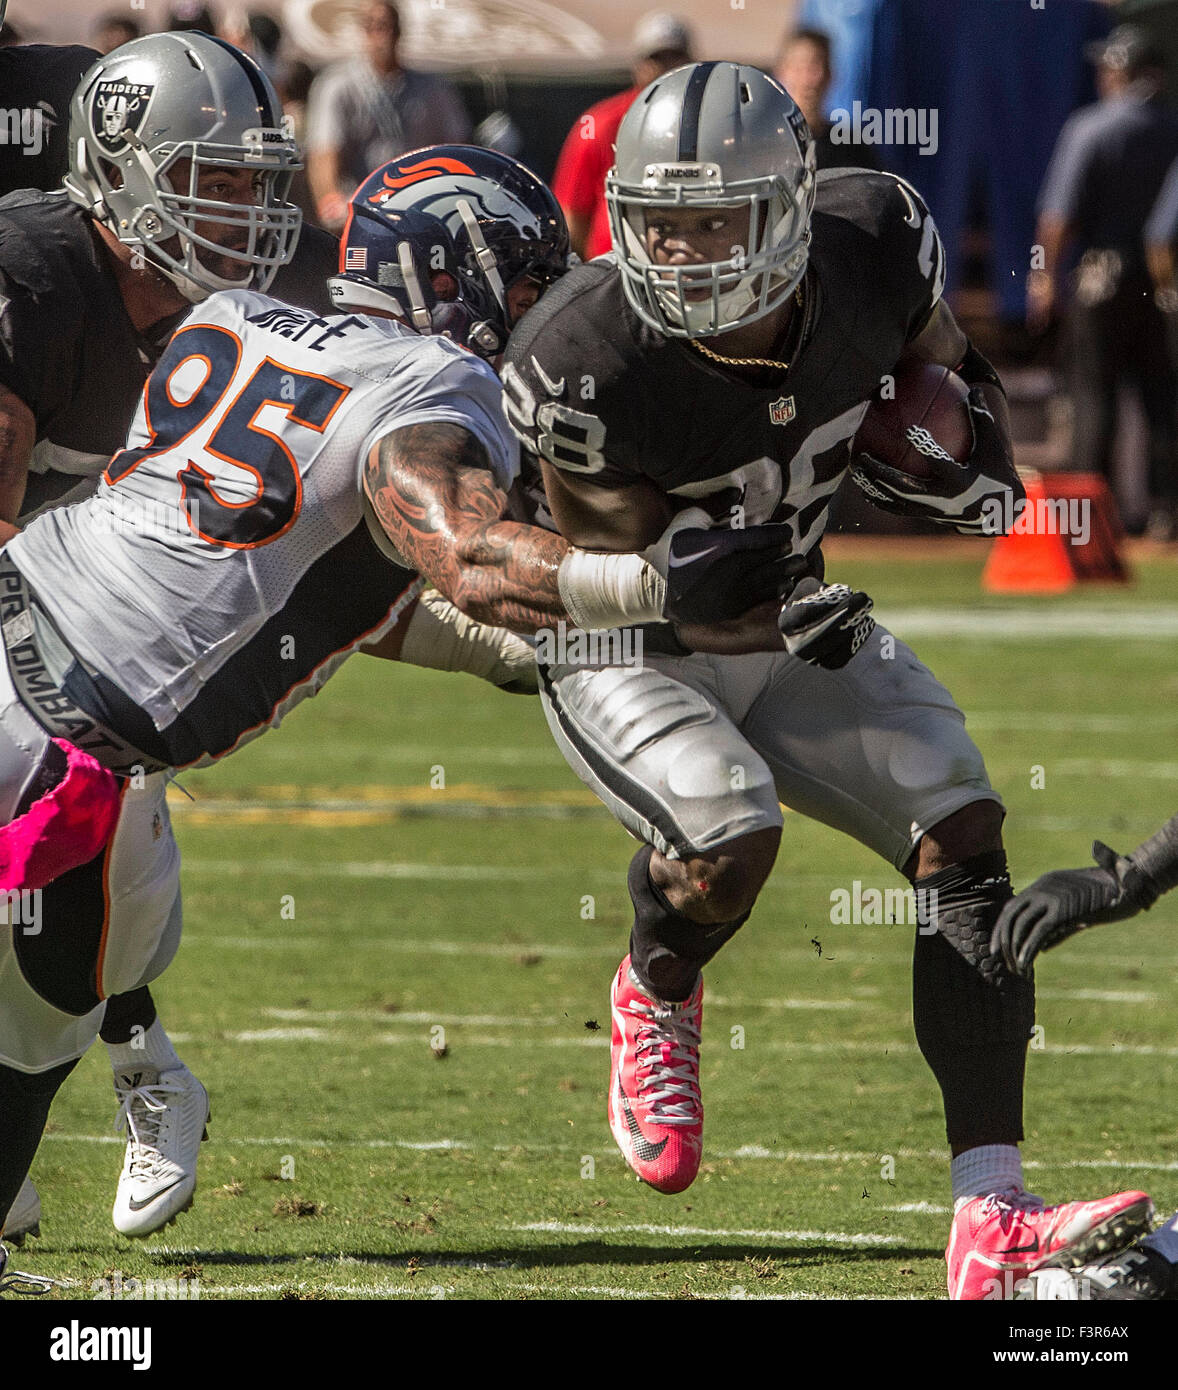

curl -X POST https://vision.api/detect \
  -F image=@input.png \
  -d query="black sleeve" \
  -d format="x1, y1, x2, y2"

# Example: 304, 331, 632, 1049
0, 250, 83, 427
874, 174, 948, 343
0, 46, 99, 197
269, 222, 339, 315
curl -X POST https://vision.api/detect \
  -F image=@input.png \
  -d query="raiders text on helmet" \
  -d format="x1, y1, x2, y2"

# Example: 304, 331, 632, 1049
606, 61, 817, 338
329, 146, 569, 359
63, 32, 302, 302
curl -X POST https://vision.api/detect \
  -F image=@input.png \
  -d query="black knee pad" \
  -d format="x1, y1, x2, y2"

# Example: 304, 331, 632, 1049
911, 851, 1034, 1147
628, 844, 748, 1002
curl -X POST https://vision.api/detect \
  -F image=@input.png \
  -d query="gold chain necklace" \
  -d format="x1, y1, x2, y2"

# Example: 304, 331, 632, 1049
688, 285, 805, 371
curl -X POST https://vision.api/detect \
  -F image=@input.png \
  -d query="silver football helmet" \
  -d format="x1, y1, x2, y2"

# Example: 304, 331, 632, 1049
64, 32, 301, 302
605, 61, 816, 338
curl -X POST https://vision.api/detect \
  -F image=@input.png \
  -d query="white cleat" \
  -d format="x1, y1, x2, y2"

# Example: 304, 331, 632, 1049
112, 1065, 210, 1237
3, 1177, 41, 1245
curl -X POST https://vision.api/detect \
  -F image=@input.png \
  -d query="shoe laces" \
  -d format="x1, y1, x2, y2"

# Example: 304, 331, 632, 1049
114, 1075, 185, 1177
629, 997, 702, 1125
979, 1187, 1045, 1229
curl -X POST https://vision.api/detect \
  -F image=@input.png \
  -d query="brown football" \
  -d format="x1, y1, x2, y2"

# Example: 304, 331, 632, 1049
853, 360, 972, 479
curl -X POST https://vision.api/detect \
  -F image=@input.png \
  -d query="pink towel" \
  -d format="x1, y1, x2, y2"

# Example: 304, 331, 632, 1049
0, 740, 121, 892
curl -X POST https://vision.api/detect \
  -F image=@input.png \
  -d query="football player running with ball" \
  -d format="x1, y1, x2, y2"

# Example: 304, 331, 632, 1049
501, 61, 1152, 1298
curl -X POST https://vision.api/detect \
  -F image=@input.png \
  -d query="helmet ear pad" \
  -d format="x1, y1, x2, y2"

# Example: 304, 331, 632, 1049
330, 204, 462, 328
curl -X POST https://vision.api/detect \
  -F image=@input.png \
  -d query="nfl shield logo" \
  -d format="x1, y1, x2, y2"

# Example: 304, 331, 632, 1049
769, 396, 796, 426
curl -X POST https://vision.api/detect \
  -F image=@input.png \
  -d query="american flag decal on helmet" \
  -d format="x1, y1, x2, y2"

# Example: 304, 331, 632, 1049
344, 247, 368, 271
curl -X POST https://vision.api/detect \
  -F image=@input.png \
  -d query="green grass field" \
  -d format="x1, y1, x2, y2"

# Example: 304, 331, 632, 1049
16, 548, 1178, 1301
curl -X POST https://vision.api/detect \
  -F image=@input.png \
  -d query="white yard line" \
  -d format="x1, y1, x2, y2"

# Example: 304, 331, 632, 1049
36, 1132, 1178, 1172
150, 1030, 1178, 1058
1055, 759, 1178, 780
880, 607, 1178, 639
510, 1221, 900, 1246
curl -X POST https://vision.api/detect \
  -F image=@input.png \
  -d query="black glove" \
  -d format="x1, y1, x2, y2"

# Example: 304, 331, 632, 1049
778, 577, 875, 670
990, 841, 1162, 977
663, 525, 808, 625
850, 387, 1024, 534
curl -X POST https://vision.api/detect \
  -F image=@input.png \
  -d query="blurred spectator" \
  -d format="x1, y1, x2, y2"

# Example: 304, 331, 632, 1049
1032, 25, 1178, 539
217, 6, 281, 84
168, 2, 218, 32
282, 59, 318, 221
775, 27, 879, 171
93, 13, 141, 54
551, 11, 693, 261
305, 0, 469, 233
1146, 157, 1178, 310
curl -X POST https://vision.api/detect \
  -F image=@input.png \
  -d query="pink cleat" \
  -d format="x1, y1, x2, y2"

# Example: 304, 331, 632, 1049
947, 1187, 1154, 1300
608, 956, 703, 1195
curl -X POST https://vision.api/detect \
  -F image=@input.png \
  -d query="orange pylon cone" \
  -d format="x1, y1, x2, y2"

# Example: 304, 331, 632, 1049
982, 473, 1128, 593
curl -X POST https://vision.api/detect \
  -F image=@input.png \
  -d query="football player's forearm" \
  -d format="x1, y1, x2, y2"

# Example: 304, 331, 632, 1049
365, 423, 569, 633
539, 458, 673, 551
365, 589, 538, 692
450, 519, 569, 632
0, 385, 34, 525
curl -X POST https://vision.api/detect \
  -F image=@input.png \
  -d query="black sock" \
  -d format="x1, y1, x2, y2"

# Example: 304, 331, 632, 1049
628, 844, 748, 1002
912, 851, 1033, 1148
0, 1057, 79, 1228
99, 986, 157, 1045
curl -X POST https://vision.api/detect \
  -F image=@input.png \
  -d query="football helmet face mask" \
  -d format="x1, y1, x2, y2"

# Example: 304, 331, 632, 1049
64, 32, 301, 303
606, 61, 817, 339
330, 146, 570, 359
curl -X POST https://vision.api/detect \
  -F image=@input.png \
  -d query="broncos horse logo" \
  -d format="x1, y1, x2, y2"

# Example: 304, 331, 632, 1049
367, 155, 478, 203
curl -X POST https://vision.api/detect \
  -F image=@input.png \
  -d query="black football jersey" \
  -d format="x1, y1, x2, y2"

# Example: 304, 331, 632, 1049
504, 168, 947, 562
0, 45, 98, 199
0, 189, 339, 522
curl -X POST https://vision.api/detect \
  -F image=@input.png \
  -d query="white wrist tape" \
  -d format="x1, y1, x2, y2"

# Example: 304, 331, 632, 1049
557, 549, 666, 630
398, 589, 538, 693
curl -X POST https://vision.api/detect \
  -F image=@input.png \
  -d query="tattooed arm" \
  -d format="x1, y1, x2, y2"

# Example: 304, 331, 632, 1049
364, 421, 570, 634
365, 421, 795, 650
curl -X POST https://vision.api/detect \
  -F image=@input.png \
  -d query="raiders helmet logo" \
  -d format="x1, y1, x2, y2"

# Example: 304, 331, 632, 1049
769, 396, 796, 425
92, 79, 155, 153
